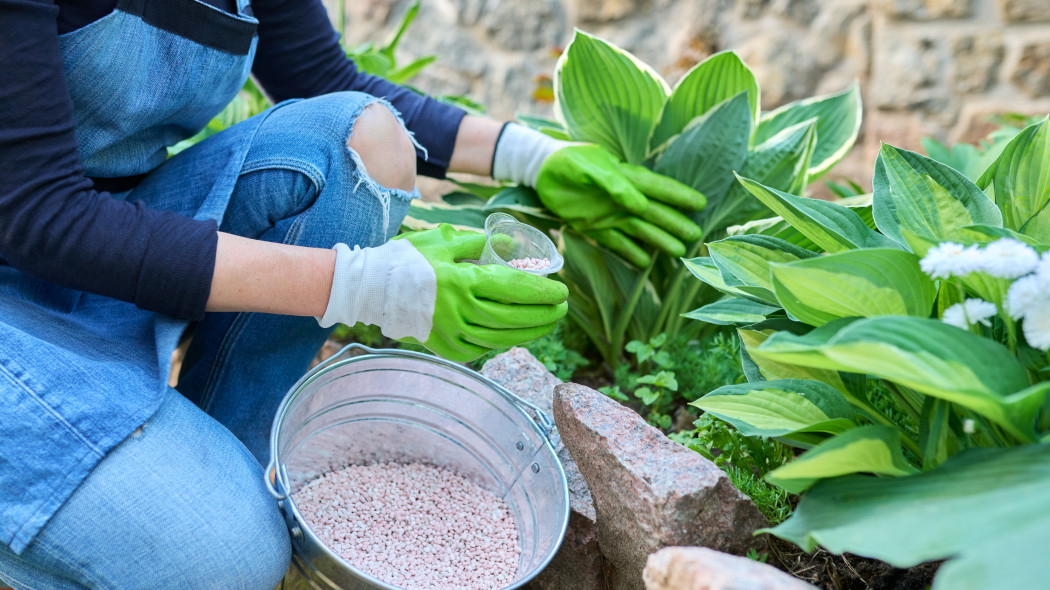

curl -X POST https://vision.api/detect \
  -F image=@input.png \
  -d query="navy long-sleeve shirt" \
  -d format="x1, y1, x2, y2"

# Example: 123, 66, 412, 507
0, 0, 466, 320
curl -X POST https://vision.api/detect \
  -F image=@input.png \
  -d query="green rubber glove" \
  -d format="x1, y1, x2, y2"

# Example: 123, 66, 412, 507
393, 225, 568, 361
536, 144, 707, 267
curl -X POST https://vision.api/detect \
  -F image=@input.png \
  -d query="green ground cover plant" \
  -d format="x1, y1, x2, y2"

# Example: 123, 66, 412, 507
685, 117, 1050, 589
408, 30, 862, 371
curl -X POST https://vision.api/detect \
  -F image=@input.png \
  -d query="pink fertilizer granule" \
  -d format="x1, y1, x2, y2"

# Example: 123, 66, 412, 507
507, 257, 550, 272
295, 462, 521, 590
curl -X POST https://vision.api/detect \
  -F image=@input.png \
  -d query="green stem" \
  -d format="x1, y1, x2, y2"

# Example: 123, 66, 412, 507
884, 382, 922, 421
656, 238, 708, 333
610, 260, 657, 361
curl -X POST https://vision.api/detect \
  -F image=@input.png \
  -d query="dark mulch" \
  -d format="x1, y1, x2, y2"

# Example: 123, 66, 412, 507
765, 536, 940, 590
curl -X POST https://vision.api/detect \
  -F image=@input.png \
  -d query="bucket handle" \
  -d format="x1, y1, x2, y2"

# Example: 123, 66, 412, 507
266, 460, 288, 501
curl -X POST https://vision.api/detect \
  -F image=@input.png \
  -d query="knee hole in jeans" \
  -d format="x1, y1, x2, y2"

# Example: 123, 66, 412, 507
347, 103, 417, 193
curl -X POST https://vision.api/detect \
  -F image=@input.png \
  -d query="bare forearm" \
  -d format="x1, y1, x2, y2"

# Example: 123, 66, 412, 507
447, 115, 504, 176
206, 232, 335, 317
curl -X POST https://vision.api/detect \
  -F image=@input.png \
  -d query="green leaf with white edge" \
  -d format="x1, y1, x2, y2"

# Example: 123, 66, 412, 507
754, 83, 862, 179
873, 144, 1003, 250
714, 120, 819, 230
484, 186, 558, 220
737, 176, 902, 253
764, 444, 1050, 590
693, 378, 857, 447
976, 117, 1050, 237
765, 425, 918, 493
738, 328, 885, 423
440, 191, 488, 207
708, 235, 819, 299
739, 329, 850, 392
654, 92, 752, 206
686, 298, 781, 326
753, 316, 1041, 441
682, 256, 776, 305
554, 30, 669, 164
651, 51, 759, 150
404, 201, 487, 231
516, 114, 569, 140
770, 249, 936, 326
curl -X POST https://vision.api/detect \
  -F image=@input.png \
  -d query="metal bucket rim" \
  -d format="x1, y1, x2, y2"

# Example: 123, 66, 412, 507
267, 343, 571, 590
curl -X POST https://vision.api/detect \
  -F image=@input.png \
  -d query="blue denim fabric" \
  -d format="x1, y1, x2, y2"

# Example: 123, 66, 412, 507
58, 1, 257, 178
0, 89, 418, 584
0, 387, 291, 590
0, 0, 419, 574
173, 92, 418, 461
0, 0, 262, 556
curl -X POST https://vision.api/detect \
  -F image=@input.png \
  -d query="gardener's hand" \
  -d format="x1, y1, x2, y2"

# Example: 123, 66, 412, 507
492, 123, 706, 267
317, 224, 568, 362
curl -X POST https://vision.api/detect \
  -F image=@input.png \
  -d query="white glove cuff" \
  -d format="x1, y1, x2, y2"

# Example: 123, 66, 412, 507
491, 122, 570, 188
317, 241, 437, 341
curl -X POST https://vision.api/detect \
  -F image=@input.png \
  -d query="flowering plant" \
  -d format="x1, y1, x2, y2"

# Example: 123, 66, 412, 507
684, 118, 1050, 589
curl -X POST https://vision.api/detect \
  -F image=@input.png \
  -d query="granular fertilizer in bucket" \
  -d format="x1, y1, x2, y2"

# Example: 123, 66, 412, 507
294, 461, 521, 590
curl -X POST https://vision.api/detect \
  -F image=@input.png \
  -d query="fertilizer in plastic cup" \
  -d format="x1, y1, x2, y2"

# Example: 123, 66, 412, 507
478, 213, 563, 277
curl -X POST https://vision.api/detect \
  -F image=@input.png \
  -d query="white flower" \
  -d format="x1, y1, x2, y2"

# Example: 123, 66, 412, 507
977, 238, 1039, 279
921, 242, 983, 279
1006, 274, 1044, 319
941, 298, 997, 330
1022, 302, 1050, 351
962, 419, 976, 434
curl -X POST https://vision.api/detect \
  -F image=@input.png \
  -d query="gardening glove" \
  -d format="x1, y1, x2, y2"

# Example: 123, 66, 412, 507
492, 122, 707, 268
317, 224, 569, 362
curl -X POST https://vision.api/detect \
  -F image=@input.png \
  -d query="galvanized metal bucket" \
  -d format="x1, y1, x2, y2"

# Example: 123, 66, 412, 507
267, 344, 569, 590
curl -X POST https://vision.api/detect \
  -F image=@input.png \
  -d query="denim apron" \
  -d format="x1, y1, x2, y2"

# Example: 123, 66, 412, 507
0, 0, 266, 554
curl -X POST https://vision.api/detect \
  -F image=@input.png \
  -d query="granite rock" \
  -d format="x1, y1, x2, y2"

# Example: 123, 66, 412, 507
554, 382, 769, 590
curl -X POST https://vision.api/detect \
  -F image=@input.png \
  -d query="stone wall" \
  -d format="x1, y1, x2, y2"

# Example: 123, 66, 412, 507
328, 0, 1050, 192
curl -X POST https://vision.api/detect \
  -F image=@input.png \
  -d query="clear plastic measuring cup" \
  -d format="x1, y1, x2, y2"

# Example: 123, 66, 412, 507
478, 212, 564, 277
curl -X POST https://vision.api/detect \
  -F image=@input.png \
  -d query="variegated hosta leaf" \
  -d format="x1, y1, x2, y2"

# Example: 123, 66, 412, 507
754, 83, 862, 179
769, 248, 936, 326
765, 425, 918, 493
650, 51, 759, 151
736, 176, 902, 253
873, 144, 1003, 249
976, 117, 1050, 237
554, 30, 669, 164
752, 316, 1042, 441
766, 444, 1050, 590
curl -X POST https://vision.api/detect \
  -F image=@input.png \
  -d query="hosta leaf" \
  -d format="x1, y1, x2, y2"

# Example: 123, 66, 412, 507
765, 425, 917, 493
736, 176, 902, 253
770, 249, 935, 326
713, 120, 818, 231
654, 92, 752, 207
554, 30, 669, 164
685, 298, 781, 326
766, 444, 1050, 590
976, 117, 1050, 237
754, 83, 862, 179
682, 256, 773, 305
404, 201, 487, 231
484, 186, 558, 219
873, 144, 1003, 249
753, 316, 1042, 440
693, 379, 856, 448
708, 235, 819, 302
651, 51, 759, 150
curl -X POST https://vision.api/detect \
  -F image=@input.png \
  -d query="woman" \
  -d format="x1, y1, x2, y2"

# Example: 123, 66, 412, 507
0, 0, 705, 587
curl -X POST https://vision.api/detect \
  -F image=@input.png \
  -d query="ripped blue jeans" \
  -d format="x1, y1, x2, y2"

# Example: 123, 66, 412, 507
0, 91, 418, 589
176, 91, 419, 462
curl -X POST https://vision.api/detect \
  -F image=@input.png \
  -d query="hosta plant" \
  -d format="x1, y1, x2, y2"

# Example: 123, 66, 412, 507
407, 30, 862, 370
686, 118, 1050, 589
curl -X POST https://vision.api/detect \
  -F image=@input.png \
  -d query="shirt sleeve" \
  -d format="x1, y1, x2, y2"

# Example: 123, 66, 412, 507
250, 0, 467, 178
0, 0, 218, 320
